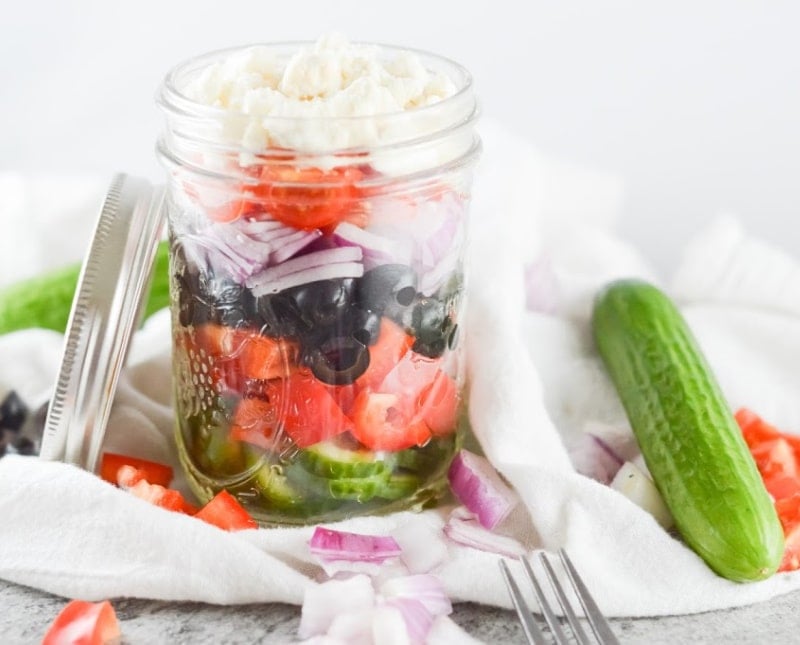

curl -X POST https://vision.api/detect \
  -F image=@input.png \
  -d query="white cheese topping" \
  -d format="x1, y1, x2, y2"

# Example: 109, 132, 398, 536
182, 34, 461, 155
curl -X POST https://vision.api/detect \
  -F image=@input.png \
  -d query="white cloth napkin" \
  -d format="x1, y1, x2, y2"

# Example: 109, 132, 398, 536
2, 119, 800, 618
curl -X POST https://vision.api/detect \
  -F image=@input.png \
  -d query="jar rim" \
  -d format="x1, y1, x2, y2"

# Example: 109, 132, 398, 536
156, 40, 475, 131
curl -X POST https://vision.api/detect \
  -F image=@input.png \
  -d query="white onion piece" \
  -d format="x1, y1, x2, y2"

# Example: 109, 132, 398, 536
447, 450, 518, 530
380, 574, 452, 617
371, 605, 412, 645
333, 221, 413, 269
383, 598, 434, 645
392, 521, 448, 574
611, 461, 674, 530
426, 616, 484, 645
298, 574, 375, 639
444, 510, 527, 558
310, 527, 402, 563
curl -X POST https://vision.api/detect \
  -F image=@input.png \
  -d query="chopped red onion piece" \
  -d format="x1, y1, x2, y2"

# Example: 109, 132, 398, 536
447, 450, 518, 530
371, 605, 410, 645
310, 527, 402, 563
444, 511, 527, 558
326, 609, 375, 644
570, 432, 625, 485
380, 574, 452, 617
524, 255, 560, 314
298, 574, 375, 639
383, 598, 434, 645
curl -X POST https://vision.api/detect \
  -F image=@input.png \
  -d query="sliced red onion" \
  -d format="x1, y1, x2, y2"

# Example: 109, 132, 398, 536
418, 247, 460, 296
298, 574, 376, 639
269, 229, 323, 264
380, 574, 452, 617
447, 449, 518, 530
310, 527, 402, 564
246, 246, 363, 291
332, 221, 413, 269
251, 262, 364, 297
524, 255, 560, 314
382, 598, 434, 645
444, 510, 527, 558
392, 522, 448, 574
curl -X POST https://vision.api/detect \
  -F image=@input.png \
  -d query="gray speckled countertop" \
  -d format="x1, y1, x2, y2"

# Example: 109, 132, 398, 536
3, 579, 799, 644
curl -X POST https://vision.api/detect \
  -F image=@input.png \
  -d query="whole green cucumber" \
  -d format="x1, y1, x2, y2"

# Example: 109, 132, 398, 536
592, 278, 783, 581
0, 240, 170, 335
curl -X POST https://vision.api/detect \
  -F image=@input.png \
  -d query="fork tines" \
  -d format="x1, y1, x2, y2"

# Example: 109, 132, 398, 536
498, 549, 620, 645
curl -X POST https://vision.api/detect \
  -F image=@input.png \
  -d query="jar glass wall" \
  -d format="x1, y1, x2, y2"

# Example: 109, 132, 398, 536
156, 41, 481, 525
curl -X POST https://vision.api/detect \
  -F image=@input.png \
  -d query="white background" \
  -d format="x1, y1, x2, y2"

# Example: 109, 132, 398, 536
2, 1, 799, 274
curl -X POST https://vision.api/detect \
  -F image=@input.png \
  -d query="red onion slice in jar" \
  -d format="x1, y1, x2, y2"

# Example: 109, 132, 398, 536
247, 246, 363, 285
332, 221, 413, 269
268, 229, 323, 264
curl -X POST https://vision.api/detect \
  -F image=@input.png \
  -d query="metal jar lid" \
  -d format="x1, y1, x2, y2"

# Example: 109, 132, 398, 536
39, 173, 165, 472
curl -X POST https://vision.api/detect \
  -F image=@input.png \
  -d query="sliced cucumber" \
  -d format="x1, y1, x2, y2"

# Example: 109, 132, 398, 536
298, 440, 394, 479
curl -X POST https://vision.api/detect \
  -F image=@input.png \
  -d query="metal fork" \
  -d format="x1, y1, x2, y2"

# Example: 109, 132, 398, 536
499, 549, 620, 645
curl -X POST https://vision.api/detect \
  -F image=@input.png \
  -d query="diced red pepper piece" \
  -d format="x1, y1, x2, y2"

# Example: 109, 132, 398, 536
195, 490, 258, 531
41, 599, 120, 645
99, 452, 174, 487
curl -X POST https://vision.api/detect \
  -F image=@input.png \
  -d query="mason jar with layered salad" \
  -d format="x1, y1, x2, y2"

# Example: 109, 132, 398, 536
156, 35, 481, 525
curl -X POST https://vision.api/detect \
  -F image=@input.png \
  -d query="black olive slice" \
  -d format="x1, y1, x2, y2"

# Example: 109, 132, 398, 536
306, 336, 370, 385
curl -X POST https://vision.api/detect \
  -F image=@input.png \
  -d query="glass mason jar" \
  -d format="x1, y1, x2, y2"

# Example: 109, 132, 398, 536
156, 42, 481, 525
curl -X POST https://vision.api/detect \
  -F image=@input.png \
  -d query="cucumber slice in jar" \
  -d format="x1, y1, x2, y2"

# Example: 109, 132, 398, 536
297, 440, 395, 479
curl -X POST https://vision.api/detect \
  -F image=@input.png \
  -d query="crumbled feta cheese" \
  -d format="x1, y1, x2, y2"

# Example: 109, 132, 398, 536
181, 34, 462, 157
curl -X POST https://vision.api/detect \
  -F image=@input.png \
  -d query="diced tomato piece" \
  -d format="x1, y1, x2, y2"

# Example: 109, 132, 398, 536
262, 370, 352, 448
195, 490, 258, 531
765, 474, 800, 501
356, 319, 414, 392
99, 452, 173, 487
418, 371, 460, 436
229, 397, 280, 450
42, 599, 120, 645
776, 495, 800, 571
378, 351, 441, 401
191, 325, 298, 392
750, 438, 798, 481
350, 390, 431, 451
127, 479, 198, 515
247, 165, 366, 230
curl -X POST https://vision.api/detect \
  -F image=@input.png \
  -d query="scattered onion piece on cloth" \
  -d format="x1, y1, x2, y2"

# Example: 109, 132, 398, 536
447, 449, 519, 529
444, 507, 527, 558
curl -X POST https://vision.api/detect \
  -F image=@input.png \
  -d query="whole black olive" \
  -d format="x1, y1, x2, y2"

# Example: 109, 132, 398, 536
0, 390, 28, 434
349, 308, 382, 346
411, 297, 451, 344
412, 337, 448, 359
356, 265, 418, 313
304, 336, 370, 386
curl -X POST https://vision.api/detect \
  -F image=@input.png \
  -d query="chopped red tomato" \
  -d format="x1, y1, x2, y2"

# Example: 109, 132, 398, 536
736, 407, 800, 572
99, 452, 173, 488
350, 390, 431, 451
126, 479, 198, 515
229, 397, 279, 450
262, 369, 352, 448
192, 324, 298, 391
195, 490, 258, 531
418, 371, 459, 436
246, 165, 366, 230
356, 319, 414, 392
42, 599, 120, 645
